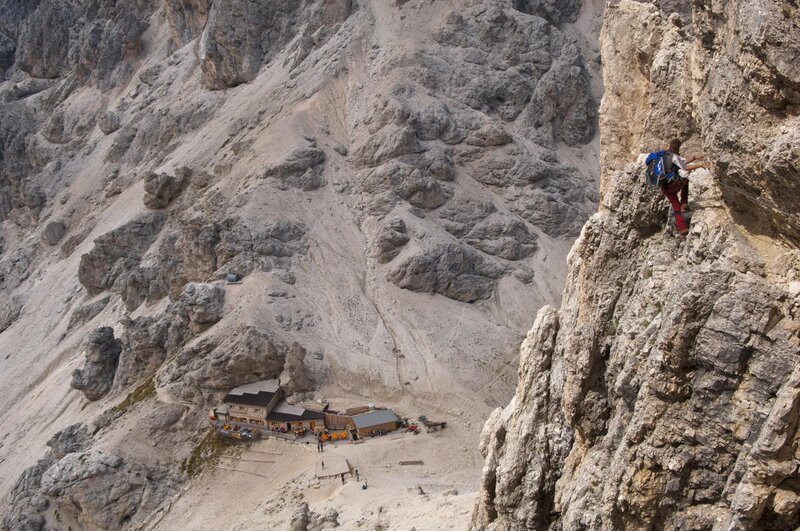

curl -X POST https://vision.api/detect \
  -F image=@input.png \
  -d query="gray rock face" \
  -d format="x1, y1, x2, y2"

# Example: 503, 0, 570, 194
0, 31, 14, 78
70, 327, 122, 401
463, 215, 538, 261
510, 0, 581, 24
67, 296, 110, 330
0, 101, 39, 223
262, 145, 326, 191
430, 5, 594, 143
388, 243, 505, 303
179, 282, 224, 333
97, 110, 121, 135
39, 450, 172, 530
143, 171, 188, 209
46, 424, 91, 460
165, 0, 212, 45
113, 303, 192, 389
151, 217, 306, 300
371, 217, 409, 264
4, 423, 174, 531
439, 199, 538, 260
475, 0, 800, 528
280, 342, 312, 395
157, 326, 287, 404
199, 0, 351, 89
2, 455, 54, 531
14, 0, 150, 88
41, 220, 65, 245
360, 159, 452, 210
0, 294, 23, 333
476, 164, 800, 530
0, 246, 34, 290
77, 212, 166, 296
290, 501, 311, 531
290, 500, 340, 531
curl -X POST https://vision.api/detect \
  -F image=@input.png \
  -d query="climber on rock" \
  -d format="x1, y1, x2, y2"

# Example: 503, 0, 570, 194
646, 138, 707, 236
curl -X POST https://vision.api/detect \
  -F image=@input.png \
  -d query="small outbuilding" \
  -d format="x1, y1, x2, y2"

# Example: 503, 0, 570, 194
351, 409, 400, 437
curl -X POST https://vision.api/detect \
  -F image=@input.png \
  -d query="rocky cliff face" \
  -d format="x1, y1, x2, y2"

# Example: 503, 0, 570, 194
0, 0, 604, 528
475, 1, 800, 529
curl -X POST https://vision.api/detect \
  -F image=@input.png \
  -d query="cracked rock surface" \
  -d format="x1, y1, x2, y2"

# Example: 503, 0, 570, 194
475, 1, 800, 529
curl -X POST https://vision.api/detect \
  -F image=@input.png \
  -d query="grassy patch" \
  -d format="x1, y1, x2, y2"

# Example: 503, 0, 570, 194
113, 376, 156, 415
181, 428, 234, 478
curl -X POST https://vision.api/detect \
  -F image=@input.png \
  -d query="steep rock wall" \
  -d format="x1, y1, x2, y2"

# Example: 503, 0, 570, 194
475, 0, 800, 529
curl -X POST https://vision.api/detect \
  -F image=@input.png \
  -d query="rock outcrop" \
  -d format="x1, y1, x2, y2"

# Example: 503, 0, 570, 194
77, 212, 166, 296
475, 1, 800, 529
262, 145, 327, 191
143, 171, 188, 209
41, 221, 65, 245
179, 281, 225, 333
389, 243, 505, 303
8, 448, 175, 531
156, 325, 288, 404
370, 217, 410, 264
199, 0, 351, 89
280, 342, 312, 395
71, 327, 122, 401
14, 0, 150, 88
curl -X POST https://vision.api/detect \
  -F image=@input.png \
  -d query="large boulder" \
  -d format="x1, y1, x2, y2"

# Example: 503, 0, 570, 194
179, 282, 225, 333
157, 326, 286, 403
0, 295, 23, 333
388, 242, 505, 302
70, 327, 122, 400
279, 342, 312, 395
67, 296, 110, 330
39, 450, 172, 530
143, 171, 187, 209
261, 145, 326, 191
2, 455, 54, 531
371, 217, 409, 263
46, 424, 91, 460
97, 111, 121, 135
42, 220, 66, 245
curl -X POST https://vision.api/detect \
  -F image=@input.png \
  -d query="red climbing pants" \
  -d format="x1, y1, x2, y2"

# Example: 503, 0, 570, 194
660, 179, 689, 232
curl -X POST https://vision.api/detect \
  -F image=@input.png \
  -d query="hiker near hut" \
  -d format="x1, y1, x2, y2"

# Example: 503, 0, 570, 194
645, 138, 706, 236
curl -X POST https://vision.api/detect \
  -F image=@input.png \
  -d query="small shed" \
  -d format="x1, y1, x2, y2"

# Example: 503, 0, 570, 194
352, 409, 400, 437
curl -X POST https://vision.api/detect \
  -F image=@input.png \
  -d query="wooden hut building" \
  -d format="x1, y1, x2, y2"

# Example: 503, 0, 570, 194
266, 400, 326, 433
351, 409, 400, 437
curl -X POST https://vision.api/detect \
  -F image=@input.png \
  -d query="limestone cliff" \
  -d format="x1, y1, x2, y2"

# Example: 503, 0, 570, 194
475, 0, 800, 529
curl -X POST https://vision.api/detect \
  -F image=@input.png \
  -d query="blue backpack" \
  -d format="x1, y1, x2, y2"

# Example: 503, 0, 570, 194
644, 150, 677, 187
